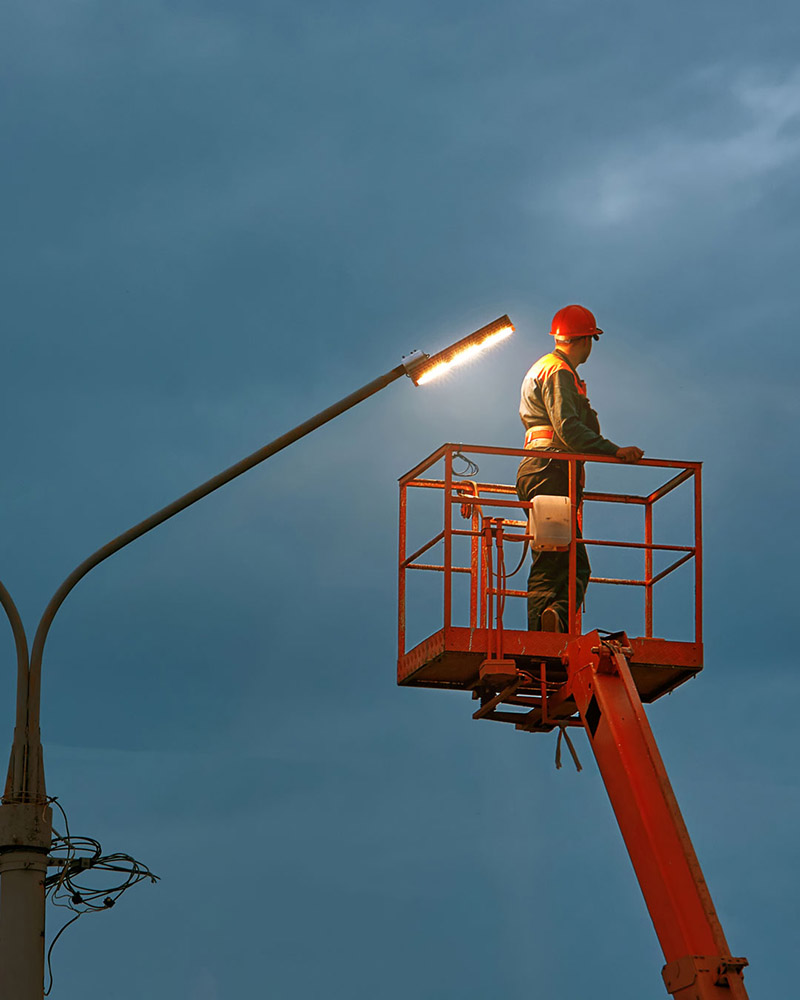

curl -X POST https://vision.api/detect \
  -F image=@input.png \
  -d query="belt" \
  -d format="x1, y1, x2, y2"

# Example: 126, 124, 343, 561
524, 425, 555, 450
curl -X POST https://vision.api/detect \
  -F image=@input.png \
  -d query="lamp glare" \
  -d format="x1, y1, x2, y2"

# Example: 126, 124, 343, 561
414, 324, 514, 385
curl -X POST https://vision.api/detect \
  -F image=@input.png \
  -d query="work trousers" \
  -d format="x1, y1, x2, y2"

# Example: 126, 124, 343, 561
516, 459, 590, 632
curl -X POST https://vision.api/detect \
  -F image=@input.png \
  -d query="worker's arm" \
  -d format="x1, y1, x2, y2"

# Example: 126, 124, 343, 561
541, 370, 620, 455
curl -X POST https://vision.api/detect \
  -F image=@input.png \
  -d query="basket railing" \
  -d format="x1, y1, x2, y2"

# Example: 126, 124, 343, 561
398, 444, 702, 660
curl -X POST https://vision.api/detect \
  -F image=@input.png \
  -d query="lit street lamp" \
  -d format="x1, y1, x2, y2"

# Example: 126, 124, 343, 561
0, 314, 513, 1000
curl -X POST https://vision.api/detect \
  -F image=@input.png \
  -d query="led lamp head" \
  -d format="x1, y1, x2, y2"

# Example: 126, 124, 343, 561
404, 315, 514, 386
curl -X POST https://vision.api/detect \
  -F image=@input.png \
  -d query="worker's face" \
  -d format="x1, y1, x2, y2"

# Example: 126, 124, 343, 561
577, 337, 593, 364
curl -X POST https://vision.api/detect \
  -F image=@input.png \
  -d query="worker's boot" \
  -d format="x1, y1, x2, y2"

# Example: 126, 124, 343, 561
541, 607, 563, 633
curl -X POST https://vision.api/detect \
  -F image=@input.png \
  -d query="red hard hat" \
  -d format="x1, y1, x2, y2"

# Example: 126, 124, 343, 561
550, 304, 603, 340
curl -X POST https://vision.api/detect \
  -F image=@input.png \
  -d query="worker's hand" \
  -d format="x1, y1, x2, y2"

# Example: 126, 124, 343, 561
616, 446, 645, 463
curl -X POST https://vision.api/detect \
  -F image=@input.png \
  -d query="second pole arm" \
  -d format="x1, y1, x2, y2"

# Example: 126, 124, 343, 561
25, 363, 408, 733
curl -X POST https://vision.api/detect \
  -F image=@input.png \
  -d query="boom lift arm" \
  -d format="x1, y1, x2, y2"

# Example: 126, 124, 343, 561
397, 444, 750, 997
563, 631, 749, 999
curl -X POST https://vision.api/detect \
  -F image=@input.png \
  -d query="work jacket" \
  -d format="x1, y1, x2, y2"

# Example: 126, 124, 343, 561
518, 349, 618, 478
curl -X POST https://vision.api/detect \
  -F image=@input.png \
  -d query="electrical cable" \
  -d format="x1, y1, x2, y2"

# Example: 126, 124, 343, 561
43, 797, 159, 995
452, 451, 479, 478
504, 538, 529, 580
496, 529, 507, 623
44, 914, 81, 996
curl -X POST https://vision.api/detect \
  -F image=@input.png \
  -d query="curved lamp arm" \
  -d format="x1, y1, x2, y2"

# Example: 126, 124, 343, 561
26, 364, 408, 731
0, 581, 30, 732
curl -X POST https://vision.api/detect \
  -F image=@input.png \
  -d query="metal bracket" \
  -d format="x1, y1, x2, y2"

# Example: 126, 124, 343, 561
400, 350, 430, 379
716, 956, 749, 986
473, 676, 520, 720
47, 856, 94, 870
662, 955, 707, 991
662, 954, 749, 993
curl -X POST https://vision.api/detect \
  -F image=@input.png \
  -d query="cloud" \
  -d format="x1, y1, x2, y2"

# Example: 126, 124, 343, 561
550, 69, 800, 226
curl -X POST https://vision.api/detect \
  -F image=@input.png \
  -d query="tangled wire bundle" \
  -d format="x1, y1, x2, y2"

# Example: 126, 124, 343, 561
43, 798, 159, 994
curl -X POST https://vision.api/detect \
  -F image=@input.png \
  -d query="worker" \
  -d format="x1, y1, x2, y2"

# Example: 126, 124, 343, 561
516, 305, 644, 632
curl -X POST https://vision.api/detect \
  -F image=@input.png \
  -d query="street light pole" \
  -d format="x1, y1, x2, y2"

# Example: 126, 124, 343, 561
0, 316, 514, 999
0, 583, 49, 1000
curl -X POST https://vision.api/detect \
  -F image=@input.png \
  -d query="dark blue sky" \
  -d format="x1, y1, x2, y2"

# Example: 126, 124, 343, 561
2, 1, 798, 997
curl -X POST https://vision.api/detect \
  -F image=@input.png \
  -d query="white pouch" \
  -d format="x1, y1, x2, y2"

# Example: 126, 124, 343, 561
528, 495, 572, 551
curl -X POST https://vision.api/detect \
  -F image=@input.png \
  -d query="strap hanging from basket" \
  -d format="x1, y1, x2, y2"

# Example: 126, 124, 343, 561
555, 724, 583, 772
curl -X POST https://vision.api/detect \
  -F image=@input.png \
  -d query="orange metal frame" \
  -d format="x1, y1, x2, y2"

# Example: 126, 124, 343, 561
399, 443, 702, 688
397, 444, 750, 999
